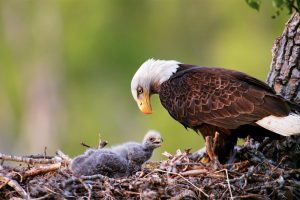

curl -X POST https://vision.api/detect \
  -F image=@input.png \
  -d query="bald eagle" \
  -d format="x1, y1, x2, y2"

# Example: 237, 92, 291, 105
131, 59, 300, 162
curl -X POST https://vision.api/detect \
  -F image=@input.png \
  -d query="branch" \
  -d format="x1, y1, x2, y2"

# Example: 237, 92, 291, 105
155, 169, 209, 198
0, 153, 62, 165
22, 163, 61, 179
0, 174, 29, 199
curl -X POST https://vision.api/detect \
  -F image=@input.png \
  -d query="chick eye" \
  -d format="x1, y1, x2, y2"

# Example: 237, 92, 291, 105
137, 87, 143, 95
149, 137, 155, 142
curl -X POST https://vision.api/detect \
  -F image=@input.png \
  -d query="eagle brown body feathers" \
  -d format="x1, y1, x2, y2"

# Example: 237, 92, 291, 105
159, 64, 292, 162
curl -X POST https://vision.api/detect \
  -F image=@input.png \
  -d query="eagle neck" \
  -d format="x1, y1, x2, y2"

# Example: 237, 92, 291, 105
146, 60, 180, 94
150, 82, 161, 94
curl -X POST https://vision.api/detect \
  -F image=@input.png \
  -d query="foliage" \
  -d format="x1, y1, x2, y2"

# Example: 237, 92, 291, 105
245, 0, 261, 11
245, 0, 300, 17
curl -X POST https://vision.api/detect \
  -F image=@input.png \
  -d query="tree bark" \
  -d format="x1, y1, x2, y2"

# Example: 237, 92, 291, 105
267, 12, 300, 104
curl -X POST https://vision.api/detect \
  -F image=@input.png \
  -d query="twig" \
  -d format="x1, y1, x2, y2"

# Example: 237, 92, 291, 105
56, 150, 72, 163
23, 155, 53, 159
215, 169, 233, 200
245, 182, 276, 192
22, 162, 61, 179
124, 190, 143, 200
170, 189, 197, 200
238, 193, 267, 199
44, 146, 47, 159
206, 173, 225, 179
0, 173, 29, 199
124, 190, 142, 195
43, 185, 60, 195
155, 169, 209, 198
220, 188, 229, 199
0, 178, 8, 189
99, 141, 108, 149
285, 168, 300, 174
0, 153, 62, 165
98, 133, 102, 149
80, 174, 113, 182
232, 160, 250, 171
80, 142, 92, 148
31, 193, 52, 200
229, 174, 246, 182
96, 133, 108, 149
180, 169, 208, 177
176, 162, 205, 167
271, 155, 288, 172
63, 174, 111, 187
142, 169, 157, 178
7, 171, 24, 183
78, 178, 92, 200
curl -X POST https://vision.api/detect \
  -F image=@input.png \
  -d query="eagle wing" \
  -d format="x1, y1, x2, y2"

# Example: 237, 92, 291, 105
159, 65, 290, 130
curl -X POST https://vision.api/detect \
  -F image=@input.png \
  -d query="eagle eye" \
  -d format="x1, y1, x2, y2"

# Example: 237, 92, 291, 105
149, 137, 155, 142
137, 87, 143, 95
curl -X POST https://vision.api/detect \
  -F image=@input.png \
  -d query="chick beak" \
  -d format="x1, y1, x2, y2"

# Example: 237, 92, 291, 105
153, 138, 163, 146
137, 90, 152, 114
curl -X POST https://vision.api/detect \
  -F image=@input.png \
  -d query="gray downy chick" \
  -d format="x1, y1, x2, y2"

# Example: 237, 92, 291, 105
69, 130, 162, 177
112, 130, 163, 175
70, 148, 128, 178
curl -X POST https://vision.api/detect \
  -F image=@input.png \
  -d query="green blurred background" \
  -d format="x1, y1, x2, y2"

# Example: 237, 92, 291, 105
0, 1, 290, 160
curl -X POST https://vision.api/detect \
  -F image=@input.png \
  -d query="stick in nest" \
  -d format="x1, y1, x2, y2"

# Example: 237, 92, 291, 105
44, 146, 47, 159
80, 133, 108, 150
81, 174, 111, 181
215, 169, 233, 200
56, 150, 72, 163
98, 141, 108, 149
98, 133, 108, 149
80, 142, 92, 148
155, 169, 209, 198
78, 178, 92, 200
170, 189, 197, 200
179, 169, 208, 177
0, 174, 29, 199
0, 153, 62, 165
22, 162, 61, 179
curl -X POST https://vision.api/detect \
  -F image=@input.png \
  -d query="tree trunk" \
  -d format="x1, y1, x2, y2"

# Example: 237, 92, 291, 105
266, 12, 300, 170
267, 12, 300, 104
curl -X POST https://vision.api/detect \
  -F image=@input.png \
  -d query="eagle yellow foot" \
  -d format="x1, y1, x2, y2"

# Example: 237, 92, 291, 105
201, 132, 221, 169
191, 132, 221, 168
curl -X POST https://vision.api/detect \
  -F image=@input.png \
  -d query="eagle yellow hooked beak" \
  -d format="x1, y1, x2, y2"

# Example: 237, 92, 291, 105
137, 90, 152, 114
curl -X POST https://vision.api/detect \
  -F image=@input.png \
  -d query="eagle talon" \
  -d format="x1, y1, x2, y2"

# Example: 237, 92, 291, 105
204, 132, 221, 168
205, 136, 214, 161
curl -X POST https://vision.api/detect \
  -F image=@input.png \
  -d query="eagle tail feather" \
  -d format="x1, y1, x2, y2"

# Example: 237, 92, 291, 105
255, 112, 300, 136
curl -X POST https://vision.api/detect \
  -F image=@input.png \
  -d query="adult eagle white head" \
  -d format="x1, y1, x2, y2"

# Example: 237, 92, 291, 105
131, 59, 300, 162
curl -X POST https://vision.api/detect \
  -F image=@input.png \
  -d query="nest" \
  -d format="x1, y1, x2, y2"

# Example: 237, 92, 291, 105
0, 136, 300, 199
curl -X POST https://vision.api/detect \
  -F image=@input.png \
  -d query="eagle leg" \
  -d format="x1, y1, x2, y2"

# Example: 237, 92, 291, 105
205, 132, 221, 168
205, 136, 214, 161
212, 131, 220, 161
